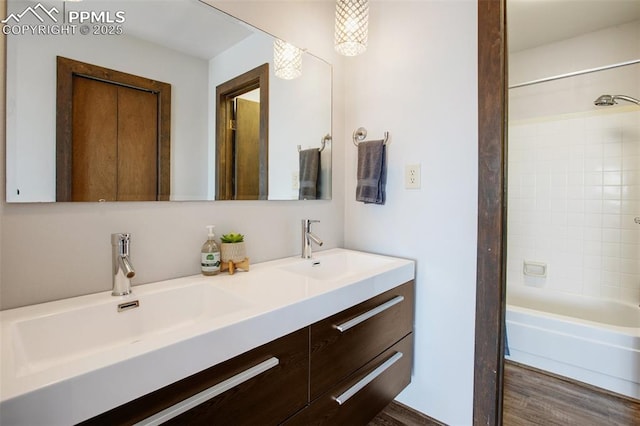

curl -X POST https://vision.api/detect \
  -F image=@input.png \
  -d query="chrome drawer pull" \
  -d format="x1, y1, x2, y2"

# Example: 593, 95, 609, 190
135, 357, 280, 426
334, 352, 403, 405
335, 295, 404, 333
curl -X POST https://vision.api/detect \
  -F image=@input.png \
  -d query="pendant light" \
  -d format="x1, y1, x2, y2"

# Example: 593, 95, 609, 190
274, 39, 303, 80
335, 0, 369, 56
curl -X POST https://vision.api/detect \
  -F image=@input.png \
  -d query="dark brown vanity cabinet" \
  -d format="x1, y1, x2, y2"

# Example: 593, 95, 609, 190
285, 335, 413, 425
80, 328, 309, 426
80, 281, 414, 426
309, 281, 414, 400
286, 280, 415, 425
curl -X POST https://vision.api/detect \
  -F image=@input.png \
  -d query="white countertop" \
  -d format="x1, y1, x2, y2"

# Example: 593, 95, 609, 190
0, 248, 414, 425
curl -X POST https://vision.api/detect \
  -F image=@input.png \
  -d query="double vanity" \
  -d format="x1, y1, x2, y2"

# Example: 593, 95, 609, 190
1, 249, 415, 425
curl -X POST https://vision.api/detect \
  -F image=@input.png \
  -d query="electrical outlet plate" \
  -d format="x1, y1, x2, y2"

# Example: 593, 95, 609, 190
405, 164, 421, 189
292, 172, 299, 190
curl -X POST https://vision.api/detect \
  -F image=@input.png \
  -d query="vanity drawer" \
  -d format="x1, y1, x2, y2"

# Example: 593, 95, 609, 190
284, 333, 413, 426
80, 328, 309, 426
309, 280, 414, 399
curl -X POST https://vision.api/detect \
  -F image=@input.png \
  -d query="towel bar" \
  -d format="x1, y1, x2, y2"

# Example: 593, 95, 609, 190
352, 127, 390, 147
298, 134, 332, 153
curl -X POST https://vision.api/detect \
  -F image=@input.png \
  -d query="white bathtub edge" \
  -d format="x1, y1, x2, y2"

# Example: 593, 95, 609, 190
506, 309, 640, 401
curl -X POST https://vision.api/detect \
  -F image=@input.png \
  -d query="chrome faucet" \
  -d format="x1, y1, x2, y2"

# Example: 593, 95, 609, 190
112, 233, 135, 296
301, 219, 323, 259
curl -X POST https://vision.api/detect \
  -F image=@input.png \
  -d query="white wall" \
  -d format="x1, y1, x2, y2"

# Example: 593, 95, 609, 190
0, 1, 346, 309
508, 21, 640, 304
5, 27, 209, 202
343, 2, 478, 424
209, 31, 332, 200
510, 20, 640, 89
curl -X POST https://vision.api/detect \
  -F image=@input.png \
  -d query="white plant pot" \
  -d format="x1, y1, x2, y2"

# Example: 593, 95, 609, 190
221, 242, 247, 263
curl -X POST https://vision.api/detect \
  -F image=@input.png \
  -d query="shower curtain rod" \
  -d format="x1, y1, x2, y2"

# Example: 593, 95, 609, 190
509, 59, 640, 89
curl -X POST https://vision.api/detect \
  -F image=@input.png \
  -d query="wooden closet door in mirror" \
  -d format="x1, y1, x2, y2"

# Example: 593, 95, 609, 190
71, 76, 159, 201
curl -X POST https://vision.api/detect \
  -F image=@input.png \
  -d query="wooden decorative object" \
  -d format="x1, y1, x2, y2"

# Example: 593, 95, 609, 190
220, 258, 250, 275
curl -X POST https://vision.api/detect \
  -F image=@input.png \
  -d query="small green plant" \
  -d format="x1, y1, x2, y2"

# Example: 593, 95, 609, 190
221, 233, 244, 243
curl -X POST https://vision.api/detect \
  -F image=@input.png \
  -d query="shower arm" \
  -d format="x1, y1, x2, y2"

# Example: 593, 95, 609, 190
612, 95, 640, 105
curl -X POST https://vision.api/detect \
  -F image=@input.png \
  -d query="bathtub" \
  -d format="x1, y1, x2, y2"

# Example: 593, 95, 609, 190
506, 287, 640, 400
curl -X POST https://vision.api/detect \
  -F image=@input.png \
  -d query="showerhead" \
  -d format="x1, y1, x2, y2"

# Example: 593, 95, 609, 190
594, 94, 640, 106
594, 95, 615, 106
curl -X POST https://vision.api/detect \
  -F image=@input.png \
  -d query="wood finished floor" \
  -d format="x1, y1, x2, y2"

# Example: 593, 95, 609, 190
368, 400, 443, 426
502, 361, 640, 426
369, 361, 640, 426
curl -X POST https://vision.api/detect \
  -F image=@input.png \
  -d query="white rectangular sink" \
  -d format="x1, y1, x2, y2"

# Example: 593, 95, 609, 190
1, 248, 414, 425
280, 250, 395, 281
10, 282, 252, 376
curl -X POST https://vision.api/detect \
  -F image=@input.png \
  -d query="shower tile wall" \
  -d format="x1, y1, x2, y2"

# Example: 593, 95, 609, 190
507, 109, 640, 303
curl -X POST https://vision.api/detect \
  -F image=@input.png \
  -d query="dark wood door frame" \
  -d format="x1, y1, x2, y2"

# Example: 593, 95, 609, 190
474, 0, 507, 425
56, 56, 171, 201
215, 63, 269, 200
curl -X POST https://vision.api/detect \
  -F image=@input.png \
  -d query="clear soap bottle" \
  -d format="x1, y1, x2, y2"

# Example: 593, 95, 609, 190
201, 225, 221, 276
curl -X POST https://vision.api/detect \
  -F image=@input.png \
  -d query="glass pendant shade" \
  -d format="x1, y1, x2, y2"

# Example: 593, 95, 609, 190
274, 39, 302, 80
335, 0, 369, 56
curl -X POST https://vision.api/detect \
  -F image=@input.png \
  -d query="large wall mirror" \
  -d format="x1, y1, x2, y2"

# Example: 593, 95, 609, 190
5, 0, 332, 202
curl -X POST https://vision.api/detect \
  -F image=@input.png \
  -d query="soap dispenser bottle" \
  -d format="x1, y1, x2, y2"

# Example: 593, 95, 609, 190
201, 225, 221, 276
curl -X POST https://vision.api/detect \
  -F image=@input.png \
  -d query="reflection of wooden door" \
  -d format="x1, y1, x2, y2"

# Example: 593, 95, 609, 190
234, 98, 260, 200
56, 56, 171, 202
215, 63, 269, 200
71, 76, 158, 201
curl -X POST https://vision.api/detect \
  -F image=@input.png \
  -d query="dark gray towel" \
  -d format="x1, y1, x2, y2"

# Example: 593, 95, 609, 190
299, 148, 320, 200
356, 140, 386, 204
